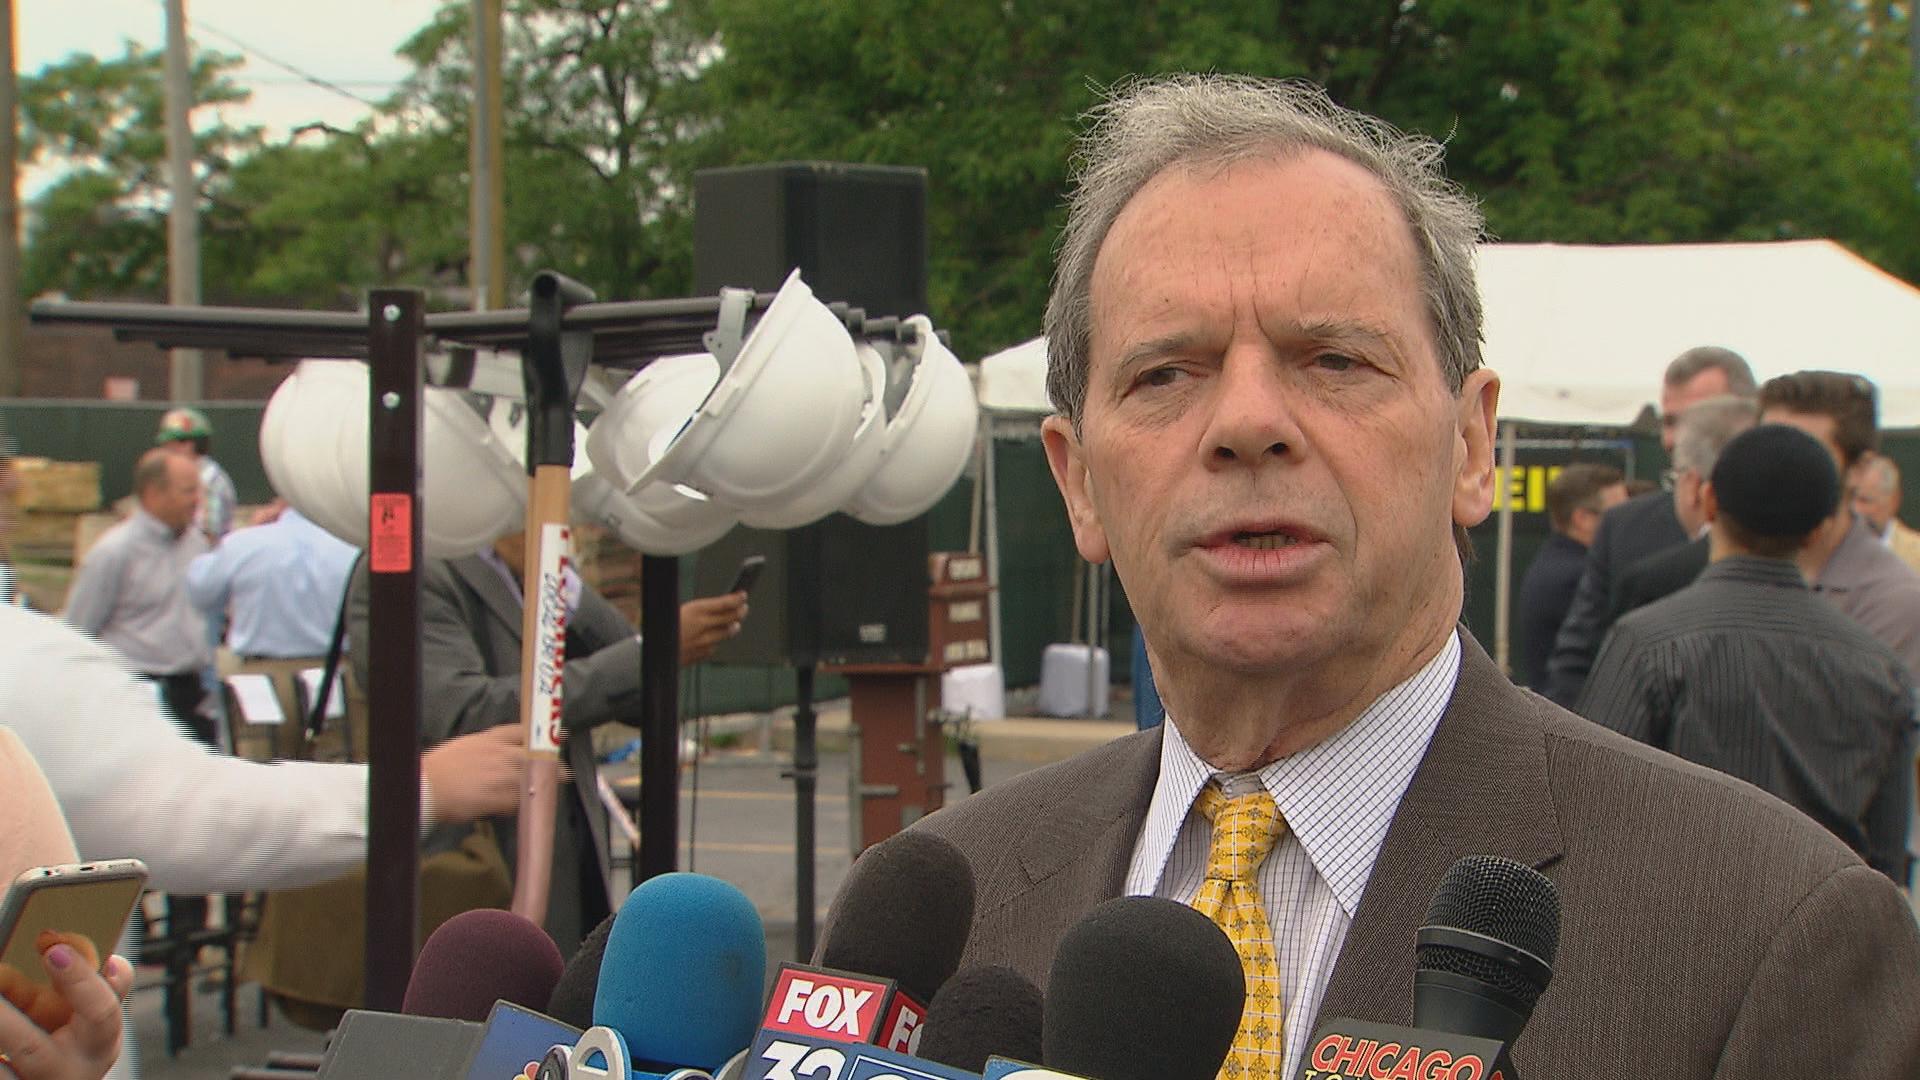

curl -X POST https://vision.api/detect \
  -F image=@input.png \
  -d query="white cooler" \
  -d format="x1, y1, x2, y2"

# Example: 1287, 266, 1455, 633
941, 662, 1007, 721
1037, 643, 1111, 717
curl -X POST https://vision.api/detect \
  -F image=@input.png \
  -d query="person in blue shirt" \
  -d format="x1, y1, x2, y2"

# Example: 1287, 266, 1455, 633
186, 500, 362, 760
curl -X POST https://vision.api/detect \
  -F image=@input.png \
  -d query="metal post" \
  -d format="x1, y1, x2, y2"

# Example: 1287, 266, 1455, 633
363, 291, 425, 1010
0, 0, 22, 398
469, 0, 507, 311
162, 0, 202, 400
637, 554, 681, 882
793, 664, 818, 960
1494, 421, 1518, 675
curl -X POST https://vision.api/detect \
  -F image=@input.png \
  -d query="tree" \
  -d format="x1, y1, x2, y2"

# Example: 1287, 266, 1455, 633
685, 0, 1920, 359
19, 44, 258, 300
385, 0, 716, 304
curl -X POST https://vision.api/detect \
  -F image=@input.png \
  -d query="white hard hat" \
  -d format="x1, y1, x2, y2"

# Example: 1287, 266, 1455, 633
738, 339, 891, 529
636, 270, 869, 513
260, 360, 524, 557
495, 396, 735, 556
844, 315, 979, 525
585, 352, 722, 494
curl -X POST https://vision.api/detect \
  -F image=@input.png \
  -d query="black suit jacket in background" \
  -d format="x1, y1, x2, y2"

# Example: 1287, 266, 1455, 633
1611, 537, 1709, 625
1543, 490, 1687, 706
1516, 532, 1588, 691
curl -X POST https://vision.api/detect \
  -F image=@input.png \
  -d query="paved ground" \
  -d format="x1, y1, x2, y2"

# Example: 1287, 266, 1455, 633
135, 706, 1128, 1078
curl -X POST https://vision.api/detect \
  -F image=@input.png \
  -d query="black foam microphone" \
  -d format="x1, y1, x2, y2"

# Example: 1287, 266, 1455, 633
916, 965, 1045, 1072
1413, 854, 1561, 1044
819, 830, 977, 1006
1296, 855, 1560, 1080
548, 912, 616, 1029
1043, 896, 1244, 1080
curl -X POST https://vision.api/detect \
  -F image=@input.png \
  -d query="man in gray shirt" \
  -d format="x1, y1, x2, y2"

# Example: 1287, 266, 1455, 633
1758, 371, 1920, 677
64, 448, 214, 745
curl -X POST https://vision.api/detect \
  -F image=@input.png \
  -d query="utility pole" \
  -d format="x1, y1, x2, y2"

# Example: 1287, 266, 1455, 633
0, 0, 23, 398
470, 0, 506, 311
164, 0, 202, 401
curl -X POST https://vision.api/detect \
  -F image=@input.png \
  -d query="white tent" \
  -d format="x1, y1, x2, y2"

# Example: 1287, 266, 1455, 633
977, 240, 1920, 424
1481, 240, 1920, 426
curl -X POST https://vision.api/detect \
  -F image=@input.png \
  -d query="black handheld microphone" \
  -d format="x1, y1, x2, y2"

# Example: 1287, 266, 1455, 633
1297, 855, 1561, 1080
917, 964, 1045, 1072
1043, 896, 1245, 1080
1413, 854, 1561, 1043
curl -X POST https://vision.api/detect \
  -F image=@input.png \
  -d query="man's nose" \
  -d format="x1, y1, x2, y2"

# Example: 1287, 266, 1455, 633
1198, 348, 1303, 468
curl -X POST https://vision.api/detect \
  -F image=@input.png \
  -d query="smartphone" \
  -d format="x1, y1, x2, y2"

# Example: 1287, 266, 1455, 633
0, 860, 148, 986
729, 554, 767, 596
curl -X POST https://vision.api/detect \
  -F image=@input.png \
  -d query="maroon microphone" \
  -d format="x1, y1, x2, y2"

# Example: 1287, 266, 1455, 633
401, 908, 565, 1021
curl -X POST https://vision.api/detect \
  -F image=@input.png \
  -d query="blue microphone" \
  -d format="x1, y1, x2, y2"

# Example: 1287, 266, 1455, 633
591, 872, 769, 1075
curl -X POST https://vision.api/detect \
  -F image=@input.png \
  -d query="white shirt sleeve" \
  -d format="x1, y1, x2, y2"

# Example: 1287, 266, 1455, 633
0, 607, 375, 894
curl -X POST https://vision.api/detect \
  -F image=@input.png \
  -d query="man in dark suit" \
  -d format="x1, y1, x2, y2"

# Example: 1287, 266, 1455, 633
1604, 395, 1757, 624
350, 533, 746, 950
830, 75, 1920, 1079
1515, 463, 1624, 690
1541, 347, 1757, 707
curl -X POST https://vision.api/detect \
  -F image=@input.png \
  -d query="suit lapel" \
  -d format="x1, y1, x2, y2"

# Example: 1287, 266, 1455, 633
1317, 633, 1563, 1025
449, 555, 525, 650
960, 727, 1162, 980
1012, 725, 1163, 898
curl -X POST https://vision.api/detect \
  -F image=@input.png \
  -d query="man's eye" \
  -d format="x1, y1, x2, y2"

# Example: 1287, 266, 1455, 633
1314, 353, 1360, 373
1140, 366, 1186, 388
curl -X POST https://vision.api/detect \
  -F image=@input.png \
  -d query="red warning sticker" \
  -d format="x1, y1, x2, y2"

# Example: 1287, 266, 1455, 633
369, 493, 413, 573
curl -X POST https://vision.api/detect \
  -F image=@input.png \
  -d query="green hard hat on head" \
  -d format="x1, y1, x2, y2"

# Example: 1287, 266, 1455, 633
156, 407, 212, 444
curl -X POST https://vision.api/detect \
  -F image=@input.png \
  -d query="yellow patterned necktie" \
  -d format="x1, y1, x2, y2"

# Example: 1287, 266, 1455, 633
1191, 783, 1288, 1080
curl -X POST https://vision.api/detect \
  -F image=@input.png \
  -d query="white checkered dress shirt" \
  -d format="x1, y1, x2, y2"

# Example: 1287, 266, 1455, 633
1125, 631, 1462, 1078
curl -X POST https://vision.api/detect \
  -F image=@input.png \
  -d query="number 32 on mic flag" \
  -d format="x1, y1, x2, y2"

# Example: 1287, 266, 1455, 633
529, 523, 573, 755
745, 1031, 974, 1080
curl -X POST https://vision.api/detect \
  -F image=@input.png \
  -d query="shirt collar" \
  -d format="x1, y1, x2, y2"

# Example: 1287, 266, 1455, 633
1701, 554, 1808, 589
130, 507, 177, 543
1135, 630, 1462, 915
474, 544, 524, 605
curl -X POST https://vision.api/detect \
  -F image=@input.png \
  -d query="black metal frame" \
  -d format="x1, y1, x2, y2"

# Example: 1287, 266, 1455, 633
29, 286, 918, 1007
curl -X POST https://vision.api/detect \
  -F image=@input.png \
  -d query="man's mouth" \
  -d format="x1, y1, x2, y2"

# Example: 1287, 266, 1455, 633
1233, 530, 1301, 551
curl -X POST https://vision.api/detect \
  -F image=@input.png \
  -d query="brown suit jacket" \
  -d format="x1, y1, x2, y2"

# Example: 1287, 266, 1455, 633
855, 633, 1920, 1078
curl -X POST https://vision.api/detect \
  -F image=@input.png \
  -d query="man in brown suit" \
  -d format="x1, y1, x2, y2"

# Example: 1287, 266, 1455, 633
827, 75, 1920, 1078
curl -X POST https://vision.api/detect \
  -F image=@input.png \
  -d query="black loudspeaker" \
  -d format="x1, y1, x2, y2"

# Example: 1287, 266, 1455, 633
693, 523, 928, 668
691, 163, 933, 668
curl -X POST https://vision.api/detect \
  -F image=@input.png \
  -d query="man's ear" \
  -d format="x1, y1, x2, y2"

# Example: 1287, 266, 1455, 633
1041, 415, 1112, 565
1452, 368, 1501, 528
1701, 481, 1719, 526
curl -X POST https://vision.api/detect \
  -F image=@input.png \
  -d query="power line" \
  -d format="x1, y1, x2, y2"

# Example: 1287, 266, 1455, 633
149, 0, 387, 110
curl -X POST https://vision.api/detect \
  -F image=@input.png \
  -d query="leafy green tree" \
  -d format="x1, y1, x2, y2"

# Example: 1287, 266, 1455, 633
385, 0, 715, 304
19, 44, 258, 300
687, 0, 1920, 359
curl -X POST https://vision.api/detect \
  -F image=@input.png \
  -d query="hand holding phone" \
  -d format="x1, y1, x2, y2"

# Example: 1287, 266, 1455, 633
0, 861, 145, 1026
0, 861, 144, 1079
729, 554, 767, 597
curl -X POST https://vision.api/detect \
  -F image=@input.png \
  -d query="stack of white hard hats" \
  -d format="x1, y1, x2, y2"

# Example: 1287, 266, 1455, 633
260, 269, 980, 556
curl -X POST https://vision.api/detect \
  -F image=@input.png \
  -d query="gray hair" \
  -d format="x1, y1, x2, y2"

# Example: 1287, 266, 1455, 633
1664, 346, 1757, 396
1672, 395, 1759, 475
1043, 74, 1487, 426
1860, 452, 1900, 495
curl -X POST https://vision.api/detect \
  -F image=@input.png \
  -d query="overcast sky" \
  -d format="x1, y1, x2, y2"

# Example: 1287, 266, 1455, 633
19, 0, 447, 192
